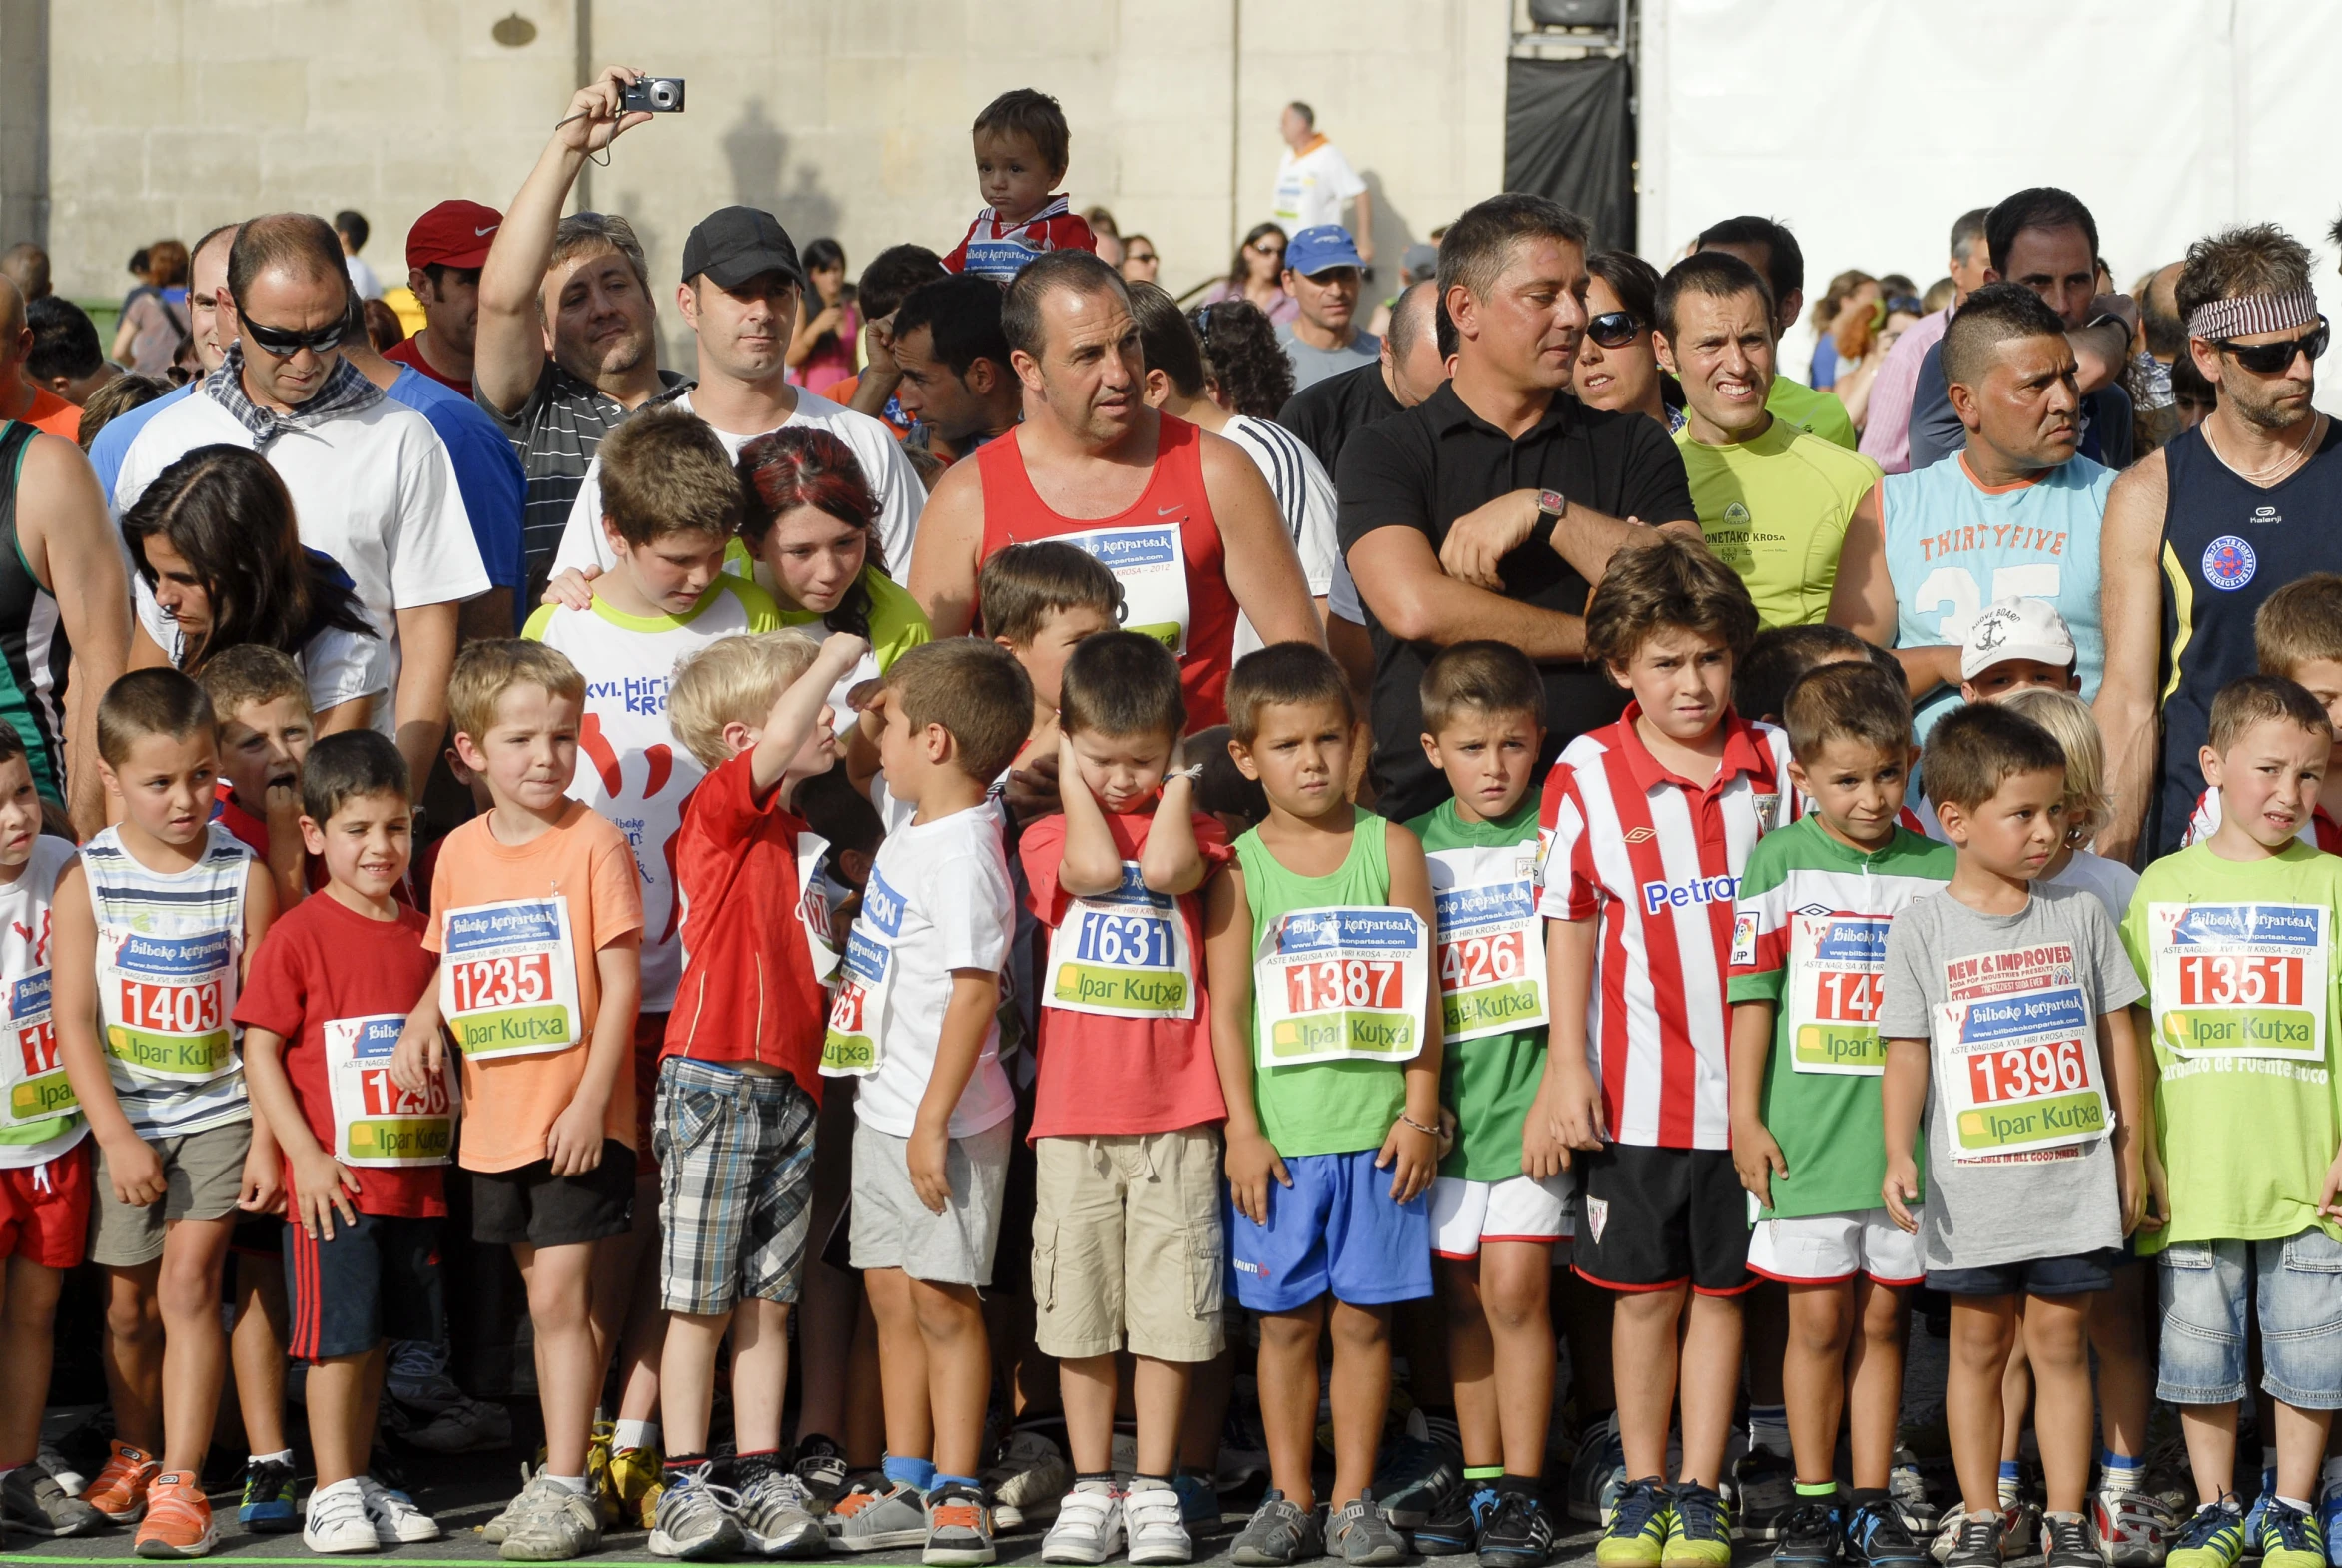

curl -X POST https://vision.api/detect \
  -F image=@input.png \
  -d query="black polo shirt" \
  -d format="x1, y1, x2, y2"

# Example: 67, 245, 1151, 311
1336, 382, 1696, 819
1278, 360, 1405, 476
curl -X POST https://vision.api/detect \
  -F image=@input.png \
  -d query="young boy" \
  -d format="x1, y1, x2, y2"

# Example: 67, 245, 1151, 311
2124, 676, 2342, 1568
199, 645, 317, 911
1727, 661, 1952, 1568
639, 627, 868, 1561
389, 641, 645, 1563
943, 89, 1099, 283
1954, 598, 2081, 706
1019, 631, 1227, 1568
1539, 535, 1789, 1568
524, 405, 785, 1513
1396, 641, 1566, 1567
1877, 702, 2147, 1568
53, 669, 278, 1558
2185, 575, 2342, 853
822, 639, 1033, 1566
235, 730, 446, 1554
983, 541, 1125, 774
0, 723, 104, 1539
1205, 642, 1441, 1568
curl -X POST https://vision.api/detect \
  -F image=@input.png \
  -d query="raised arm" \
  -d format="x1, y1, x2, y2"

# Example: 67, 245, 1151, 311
473, 67, 652, 415
2091, 451, 2170, 864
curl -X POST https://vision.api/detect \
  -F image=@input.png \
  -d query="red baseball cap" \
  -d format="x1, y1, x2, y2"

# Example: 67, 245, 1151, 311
406, 200, 503, 270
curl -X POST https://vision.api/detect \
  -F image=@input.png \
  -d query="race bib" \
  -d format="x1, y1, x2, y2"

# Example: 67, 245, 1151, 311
1062, 523, 1191, 656
2146, 902, 2328, 1062
1045, 861, 1195, 1021
1426, 844, 1546, 1044
438, 898, 583, 1061
1786, 914, 1892, 1074
1934, 943, 2108, 1163
0, 969, 72, 1126
1253, 905, 1430, 1068
822, 863, 907, 1077
796, 832, 844, 987
100, 928, 238, 1082
324, 1014, 452, 1167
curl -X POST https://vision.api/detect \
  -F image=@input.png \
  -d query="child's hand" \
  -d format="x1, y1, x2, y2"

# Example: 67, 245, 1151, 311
2141, 1148, 2170, 1232
1883, 1153, 1921, 1233
1731, 1118, 1787, 1211
816, 634, 871, 678
1377, 1117, 1438, 1205
238, 1139, 286, 1216
545, 1096, 606, 1176
541, 566, 601, 611
1550, 1064, 1608, 1150
2116, 1141, 2147, 1236
264, 780, 301, 828
289, 1146, 361, 1240
102, 1134, 167, 1208
390, 1015, 445, 1095
907, 1118, 952, 1214
1223, 1127, 1290, 1226
2320, 1145, 2342, 1220
1521, 1089, 1573, 1180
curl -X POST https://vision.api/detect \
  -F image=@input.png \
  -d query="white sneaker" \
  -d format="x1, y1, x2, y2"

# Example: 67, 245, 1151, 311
303, 1479, 381, 1555
1042, 1485, 1125, 1565
360, 1477, 442, 1544
1124, 1483, 1193, 1565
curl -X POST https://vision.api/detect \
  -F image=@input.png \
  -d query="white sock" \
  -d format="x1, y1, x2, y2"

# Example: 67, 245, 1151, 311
2277, 1495, 2313, 1515
613, 1420, 658, 1454
547, 1474, 591, 1495
250, 1448, 296, 1468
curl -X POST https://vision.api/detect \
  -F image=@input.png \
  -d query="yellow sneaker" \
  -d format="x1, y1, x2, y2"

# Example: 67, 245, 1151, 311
1661, 1482, 1734, 1568
610, 1444, 665, 1531
1597, 1478, 1672, 1568
587, 1420, 619, 1528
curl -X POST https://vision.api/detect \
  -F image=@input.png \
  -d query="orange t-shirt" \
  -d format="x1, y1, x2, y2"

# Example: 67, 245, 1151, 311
25, 388, 80, 441
424, 801, 645, 1173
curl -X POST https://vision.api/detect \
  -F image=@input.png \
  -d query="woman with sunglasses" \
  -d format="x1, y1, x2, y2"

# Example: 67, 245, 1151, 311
1573, 250, 1678, 430
121, 443, 388, 733
1199, 222, 1299, 329
1120, 234, 1161, 287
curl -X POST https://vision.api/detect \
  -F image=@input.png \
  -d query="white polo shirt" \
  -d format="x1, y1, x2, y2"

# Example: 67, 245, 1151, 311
1271, 138, 1367, 233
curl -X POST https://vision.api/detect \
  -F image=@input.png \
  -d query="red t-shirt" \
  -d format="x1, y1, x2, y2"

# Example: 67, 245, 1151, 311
233, 891, 446, 1217
1019, 807, 1231, 1139
382, 336, 471, 399
662, 751, 828, 1100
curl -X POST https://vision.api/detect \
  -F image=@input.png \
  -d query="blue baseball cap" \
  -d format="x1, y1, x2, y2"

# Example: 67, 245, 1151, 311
1285, 225, 1364, 277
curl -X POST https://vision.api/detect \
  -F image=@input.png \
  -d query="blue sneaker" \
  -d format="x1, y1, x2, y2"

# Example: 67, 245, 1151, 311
2316, 1479, 2342, 1568
1844, 1498, 1926, 1568
1172, 1473, 1221, 1528
1414, 1484, 1499, 1556
2247, 1470, 2278, 1550
237, 1457, 298, 1534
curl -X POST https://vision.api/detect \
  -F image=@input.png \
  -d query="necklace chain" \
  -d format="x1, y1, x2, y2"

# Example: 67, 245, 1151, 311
2207, 410, 2324, 485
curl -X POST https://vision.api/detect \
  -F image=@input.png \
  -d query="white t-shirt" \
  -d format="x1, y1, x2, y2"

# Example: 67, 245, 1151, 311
345, 254, 383, 301
133, 575, 392, 734
1271, 139, 1367, 233
849, 802, 1017, 1140
1222, 413, 1338, 659
522, 575, 782, 1013
2043, 849, 2140, 926
114, 392, 491, 703
551, 388, 925, 582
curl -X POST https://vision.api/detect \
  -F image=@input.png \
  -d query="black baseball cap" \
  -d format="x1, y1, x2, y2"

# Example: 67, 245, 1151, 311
680, 206, 804, 291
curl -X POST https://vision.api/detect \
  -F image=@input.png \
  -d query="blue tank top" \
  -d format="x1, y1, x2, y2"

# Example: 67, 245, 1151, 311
1882, 450, 2113, 739
2153, 420, 2342, 853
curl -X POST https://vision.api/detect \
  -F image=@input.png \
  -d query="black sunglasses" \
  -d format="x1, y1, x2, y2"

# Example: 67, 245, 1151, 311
1586, 310, 1642, 348
2213, 317, 2329, 375
241, 314, 348, 359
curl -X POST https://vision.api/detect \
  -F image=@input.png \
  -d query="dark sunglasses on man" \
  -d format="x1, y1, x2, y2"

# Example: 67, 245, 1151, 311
1586, 310, 1642, 349
240, 315, 348, 359
2209, 317, 2329, 375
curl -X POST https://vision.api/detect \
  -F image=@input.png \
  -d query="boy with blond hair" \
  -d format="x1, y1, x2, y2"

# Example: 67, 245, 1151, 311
390, 640, 643, 1563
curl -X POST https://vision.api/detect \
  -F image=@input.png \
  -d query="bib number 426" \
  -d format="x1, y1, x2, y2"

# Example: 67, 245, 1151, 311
1440, 929, 1529, 990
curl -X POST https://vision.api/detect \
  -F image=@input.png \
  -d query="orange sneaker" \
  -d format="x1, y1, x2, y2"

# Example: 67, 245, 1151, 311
132, 1472, 215, 1559
79, 1440, 159, 1524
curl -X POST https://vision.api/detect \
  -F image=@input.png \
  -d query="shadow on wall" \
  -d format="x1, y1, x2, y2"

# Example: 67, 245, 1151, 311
1358, 170, 1421, 304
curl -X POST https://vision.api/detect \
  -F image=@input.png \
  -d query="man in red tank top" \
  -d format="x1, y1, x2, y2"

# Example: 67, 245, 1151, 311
906, 251, 1322, 732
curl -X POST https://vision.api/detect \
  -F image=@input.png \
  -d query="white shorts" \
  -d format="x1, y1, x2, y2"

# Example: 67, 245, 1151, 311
1430, 1172, 1574, 1259
1745, 1206, 1923, 1286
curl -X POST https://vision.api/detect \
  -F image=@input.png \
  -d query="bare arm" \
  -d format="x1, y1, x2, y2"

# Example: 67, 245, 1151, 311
1202, 435, 1325, 649
473, 67, 651, 415
1543, 917, 1606, 1148
904, 459, 986, 638
2069, 298, 2138, 397
314, 694, 375, 739
53, 866, 167, 1206
20, 436, 131, 837
127, 623, 174, 671
1205, 864, 1288, 1223
546, 935, 639, 1176
1881, 1035, 1929, 1229
242, 1025, 362, 1239
905, 969, 1002, 1211
2100, 1005, 2147, 1234
849, 318, 903, 418
392, 602, 460, 800
1727, 999, 1785, 1208
1350, 524, 1599, 660
1825, 485, 1897, 643
1379, 822, 1441, 1203
1053, 730, 1126, 898
750, 635, 867, 797
2092, 452, 2170, 864
1437, 485, 1695, 596
1138, 774, 1207, 896
1350, 189, 1375, 267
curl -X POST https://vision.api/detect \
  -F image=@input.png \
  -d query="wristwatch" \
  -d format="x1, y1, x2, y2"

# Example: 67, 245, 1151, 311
1529, 487, 1568, 548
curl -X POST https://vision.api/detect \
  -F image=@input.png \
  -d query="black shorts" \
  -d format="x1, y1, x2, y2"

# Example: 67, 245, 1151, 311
1926, 1247, 2124, 1299
469, 1141, 637, 1248
1572, 1144, 1753, 1296
286, 1212, 444, 1362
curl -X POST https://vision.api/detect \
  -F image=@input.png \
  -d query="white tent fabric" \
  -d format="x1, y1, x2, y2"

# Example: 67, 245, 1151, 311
1636, 0, 2342, 411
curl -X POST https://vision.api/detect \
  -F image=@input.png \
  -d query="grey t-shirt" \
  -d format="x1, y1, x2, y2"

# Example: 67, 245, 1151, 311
1278, 322, 1381, 393
1877, 882, 2143, 1271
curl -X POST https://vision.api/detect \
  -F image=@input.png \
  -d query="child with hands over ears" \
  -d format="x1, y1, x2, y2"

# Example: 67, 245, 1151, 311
388, 640, 643, 1565
1203, 642, 1443, 1568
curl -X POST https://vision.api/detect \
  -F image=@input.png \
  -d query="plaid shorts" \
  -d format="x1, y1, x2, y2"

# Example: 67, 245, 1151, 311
653, 1056, 820, 1315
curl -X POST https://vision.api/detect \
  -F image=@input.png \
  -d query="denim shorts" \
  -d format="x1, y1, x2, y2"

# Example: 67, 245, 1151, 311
2156, 1228, 2342, 1409
1925, 1247, 2124, 1298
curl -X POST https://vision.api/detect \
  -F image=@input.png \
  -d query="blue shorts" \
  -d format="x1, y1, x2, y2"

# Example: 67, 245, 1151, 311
2156, 1229, 2342, 1409
1925, 1247, 2123, 1299
1227, 1149, 1431, 1312
285, 1211, 443, 1362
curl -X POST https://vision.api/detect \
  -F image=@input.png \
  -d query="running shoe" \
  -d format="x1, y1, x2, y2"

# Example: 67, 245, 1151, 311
984, 1429, 1070, 1531
924, 1481, 996, 1567
1414, 1484, 1498, 1557
360, 1476, 442, 1545
2043, 1510, 2099, 1568
2317, 1480, 2342, 1568
131, 1471, 215, 1560
79, 1439, 158, 1525
2096, 1488, 2174, 1567
2246, 1473, 2279, 1558
790, 1435, 850, 1511
1477, 1489, 1557, 1568
1846, 1497, 1928, 1568
1665, 1482, 1734, 1568
1571, 1414, 1627, 1525
1774, 1498, 1841, 1567
1373, 1410, 1463, 1531
1, 1459, 103, 1537
832, 1478, 932, 1552
1328, 1491, 1408, 1566
499, 1473, 604, 1562
236, 1456, 298, 1534
2259, 1499, 2327, 1568
611, 1444, 666, 1532
1892, 1453, 1941, 1540
1734, 1450, 1797, 1543
1042, 1484, 1124, 1565
1171, 1472, 1220, 1528
1125, 1481, 1193, 1566
301, 1478, 377, 1555
731, 1455, 824, 1558
1231, 1490, 1326, 1566
1598, 1478, 1674, 1568
1940, 1510, 2001, 1568
2166, 1499, 2246, 1568
649, 1462, 744, 1561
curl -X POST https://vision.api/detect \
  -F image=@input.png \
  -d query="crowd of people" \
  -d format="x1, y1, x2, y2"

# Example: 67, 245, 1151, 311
0, 61, 2338, 1568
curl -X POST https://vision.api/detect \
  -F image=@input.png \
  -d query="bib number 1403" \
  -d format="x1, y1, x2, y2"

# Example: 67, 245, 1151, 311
118, 979, 221, 1035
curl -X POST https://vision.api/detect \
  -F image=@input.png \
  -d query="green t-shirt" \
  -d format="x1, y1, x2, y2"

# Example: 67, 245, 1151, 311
1766, 376, 1859, 450
1409, 798, 1547, 1181
1727, 816, 1953, 1218
1234, 808, 1413, 1159
2120, 841, 2342, 1250
1676, 418, 1882, 630
721, 545, 934, 676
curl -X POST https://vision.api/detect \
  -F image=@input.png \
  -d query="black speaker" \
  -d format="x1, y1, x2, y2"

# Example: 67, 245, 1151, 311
1527, 0, 1619, 28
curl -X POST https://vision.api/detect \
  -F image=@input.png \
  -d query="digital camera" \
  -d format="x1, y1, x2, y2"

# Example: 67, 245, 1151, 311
621, 76, 686, 113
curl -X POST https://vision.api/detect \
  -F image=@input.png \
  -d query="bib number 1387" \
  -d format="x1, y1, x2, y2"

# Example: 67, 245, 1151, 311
1285, 958, 1404, 1013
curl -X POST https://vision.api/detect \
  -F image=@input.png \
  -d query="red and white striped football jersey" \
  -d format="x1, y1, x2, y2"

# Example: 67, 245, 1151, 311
1536, 705, 1796, 1149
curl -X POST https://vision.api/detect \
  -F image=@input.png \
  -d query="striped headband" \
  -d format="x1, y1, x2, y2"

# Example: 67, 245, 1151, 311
2187, 289, 2318, 341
